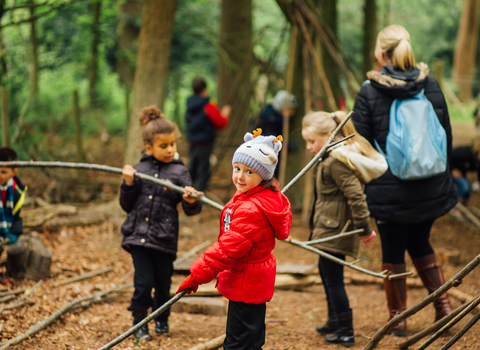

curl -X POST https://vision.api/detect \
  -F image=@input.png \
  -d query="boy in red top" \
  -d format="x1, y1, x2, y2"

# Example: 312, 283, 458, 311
177, 129, 292, 350
185, 77, 230, 192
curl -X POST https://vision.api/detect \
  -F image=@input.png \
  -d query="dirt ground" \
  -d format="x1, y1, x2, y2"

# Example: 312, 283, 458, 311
1, 122, 480, 350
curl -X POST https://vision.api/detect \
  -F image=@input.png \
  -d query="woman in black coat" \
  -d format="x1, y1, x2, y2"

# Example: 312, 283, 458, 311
352, 25, 457, 337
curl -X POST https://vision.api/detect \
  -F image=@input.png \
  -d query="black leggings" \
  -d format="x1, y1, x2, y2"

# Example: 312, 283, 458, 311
376, 219, 435, 264
318, 253, 350, 315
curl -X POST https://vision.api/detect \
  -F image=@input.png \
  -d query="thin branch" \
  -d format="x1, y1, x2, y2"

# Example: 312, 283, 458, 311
1, 0, 78, 28
53, 267, 113, 286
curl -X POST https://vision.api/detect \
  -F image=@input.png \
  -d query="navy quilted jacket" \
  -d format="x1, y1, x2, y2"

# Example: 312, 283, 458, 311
120, 155, 202, 256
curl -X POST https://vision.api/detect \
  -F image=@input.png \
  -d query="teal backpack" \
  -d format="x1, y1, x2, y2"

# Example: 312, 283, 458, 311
374, 89, 447, 180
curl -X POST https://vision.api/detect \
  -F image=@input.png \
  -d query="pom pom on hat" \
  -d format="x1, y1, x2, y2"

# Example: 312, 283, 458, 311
232, 129, 283, 180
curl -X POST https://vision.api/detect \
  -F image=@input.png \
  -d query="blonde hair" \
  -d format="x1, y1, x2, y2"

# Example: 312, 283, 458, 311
374, 25, 415, 71
302, 111, 378, 159
139, 105, 179, 146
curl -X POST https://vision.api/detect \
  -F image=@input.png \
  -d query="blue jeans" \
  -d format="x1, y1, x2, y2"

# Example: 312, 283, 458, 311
452, 176, 472, 200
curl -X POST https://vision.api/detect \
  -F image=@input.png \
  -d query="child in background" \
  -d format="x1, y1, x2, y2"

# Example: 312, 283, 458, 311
0, 147, 27, 247
302, 111, 386, 347
120, 106, 202, 340
185, 77, 230, 192
450, 137, 480, 207
177, 129, 292, 350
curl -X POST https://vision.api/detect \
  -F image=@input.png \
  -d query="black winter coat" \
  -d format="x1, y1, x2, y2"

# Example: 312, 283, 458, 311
120, 155, 202, 256
352, 64, 457, 223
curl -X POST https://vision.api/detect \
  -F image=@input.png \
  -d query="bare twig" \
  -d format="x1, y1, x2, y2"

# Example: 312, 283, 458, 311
53, 267, 113, 286
186, 334, 225, 350
439, 311, 480, 350
0, 280, 43, 314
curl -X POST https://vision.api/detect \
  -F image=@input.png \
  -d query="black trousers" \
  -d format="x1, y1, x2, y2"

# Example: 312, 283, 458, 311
189, 145, 212, 192
224, 300, 266, 350
318, 253, 350, 315
376, 219, 435, 264
128, 246, 175, 322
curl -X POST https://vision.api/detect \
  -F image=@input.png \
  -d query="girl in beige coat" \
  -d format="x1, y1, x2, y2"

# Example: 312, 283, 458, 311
302, 111, 387, 347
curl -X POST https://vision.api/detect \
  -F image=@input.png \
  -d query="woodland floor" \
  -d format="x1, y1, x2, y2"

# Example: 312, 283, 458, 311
0, 122, 479, 350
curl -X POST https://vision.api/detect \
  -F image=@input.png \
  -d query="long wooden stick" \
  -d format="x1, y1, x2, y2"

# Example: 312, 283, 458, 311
186, 334, 225, 350
415, 294, 480, 350
439, 310, 480, 350
97, 289, 190, 350
278, 23, 297, 187
398, 302, 471, 349
364, 253, 480, 350
0, 161, 223, 211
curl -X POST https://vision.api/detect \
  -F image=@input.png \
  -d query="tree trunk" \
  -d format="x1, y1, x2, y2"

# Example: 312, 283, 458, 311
452, 0, 479, 102
217, 0, 251, 141
88, 0, 101, 107
116, 0, 143, 89
320, 0, 340, 108
73, 90, 85, 162
124, 0, 178, 165
1, 87, 9, 147
29, 0, 39, 97
362, 0, 377, 77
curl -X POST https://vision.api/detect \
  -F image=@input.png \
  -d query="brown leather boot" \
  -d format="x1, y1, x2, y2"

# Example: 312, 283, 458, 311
413, 254, 452, 322
383, 263, 407, 337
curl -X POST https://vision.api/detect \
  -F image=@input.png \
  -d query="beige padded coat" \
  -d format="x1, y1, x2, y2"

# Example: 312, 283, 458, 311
310, 155, 370, 258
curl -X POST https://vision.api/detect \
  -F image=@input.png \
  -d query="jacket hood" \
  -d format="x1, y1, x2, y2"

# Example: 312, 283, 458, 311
234, 185, 292, 240
186, 95, 210, 112
367, 62, 430, 99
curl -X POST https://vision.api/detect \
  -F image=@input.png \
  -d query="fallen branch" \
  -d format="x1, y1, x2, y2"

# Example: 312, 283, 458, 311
0, 280, 43, 314
0, 295, 15, 304
456, 203, 480, 229
0, 271, 133, 350
186, 334, 225, 350
0, 288, 26, 298
0, 299, 35, 313
53, 267, 113, 286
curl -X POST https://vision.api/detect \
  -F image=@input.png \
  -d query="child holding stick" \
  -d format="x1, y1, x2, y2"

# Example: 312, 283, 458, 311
302, 111, 387, 347
120, 106, 202, 340
177, 129, 292, 350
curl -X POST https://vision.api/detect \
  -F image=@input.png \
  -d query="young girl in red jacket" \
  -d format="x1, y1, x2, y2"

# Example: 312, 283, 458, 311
177, 129, 292, 350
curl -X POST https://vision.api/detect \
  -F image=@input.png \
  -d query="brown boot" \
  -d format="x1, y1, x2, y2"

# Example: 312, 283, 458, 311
413, 254, 452, 322
383, 263, 407, 337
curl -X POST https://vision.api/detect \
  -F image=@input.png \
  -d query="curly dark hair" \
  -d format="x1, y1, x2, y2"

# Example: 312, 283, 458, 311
139, 105, 177, 145
192, 77, 207, 94
0, 147, 18, 162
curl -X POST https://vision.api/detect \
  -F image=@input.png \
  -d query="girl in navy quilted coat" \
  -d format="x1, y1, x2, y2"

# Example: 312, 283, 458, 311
120, 106, 202, 340
177, 129, 292, 350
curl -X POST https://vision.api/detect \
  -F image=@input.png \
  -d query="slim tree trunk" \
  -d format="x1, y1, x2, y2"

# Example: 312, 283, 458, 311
73, 91, 85, 162
124, 0, 178, 165
217, 0, 251, 140
452, 0, 479, 102
88, 0, 101, 107
1, 87, 9, 147
362, 0, 377, 77
320, 0, 340, 107
29, 0, 38, 97
116, 0, 143, 89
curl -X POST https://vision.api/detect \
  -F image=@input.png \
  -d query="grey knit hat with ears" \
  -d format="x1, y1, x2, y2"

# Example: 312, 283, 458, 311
232, 129, 283, 180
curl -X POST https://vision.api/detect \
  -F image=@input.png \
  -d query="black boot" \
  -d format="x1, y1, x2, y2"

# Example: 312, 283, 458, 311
155, 320, 169, 334
132, 310, 152, 340
316, 300, 338, 334
325, 309, 355, 348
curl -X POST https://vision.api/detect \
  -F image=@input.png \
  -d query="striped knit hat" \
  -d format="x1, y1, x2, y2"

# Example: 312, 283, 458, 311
232, 129, 283, 180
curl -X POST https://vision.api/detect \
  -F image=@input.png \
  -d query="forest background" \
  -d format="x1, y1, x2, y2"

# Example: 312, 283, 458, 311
0, 0, 478, 208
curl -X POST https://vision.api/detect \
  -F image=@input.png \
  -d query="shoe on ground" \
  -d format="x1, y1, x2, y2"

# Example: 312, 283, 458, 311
133, 325, 152, 340
155, 320, 169, 334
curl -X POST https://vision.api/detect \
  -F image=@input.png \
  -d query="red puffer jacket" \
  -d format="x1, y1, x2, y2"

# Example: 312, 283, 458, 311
190, 185, 292, 304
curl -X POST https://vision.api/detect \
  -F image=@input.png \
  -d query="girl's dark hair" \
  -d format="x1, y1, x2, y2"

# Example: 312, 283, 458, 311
259, 177, 280, 192
139, 105, 177, 145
